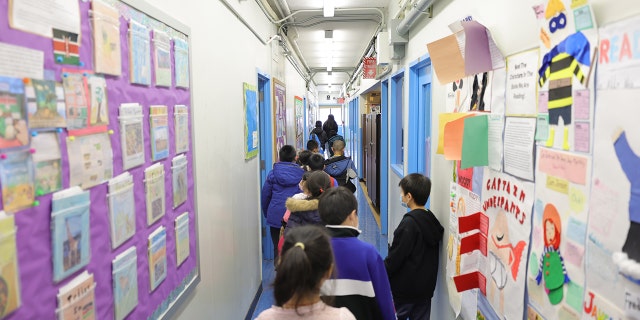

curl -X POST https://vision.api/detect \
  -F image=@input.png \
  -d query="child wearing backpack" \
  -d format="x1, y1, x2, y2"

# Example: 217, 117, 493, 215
323, 140, 357, 193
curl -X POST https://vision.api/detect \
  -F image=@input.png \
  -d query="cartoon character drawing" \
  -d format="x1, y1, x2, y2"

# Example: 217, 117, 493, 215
613, 128, 640, 262
544, 0, 567, 34
451, 78, 468, 112
470, 72, 488, 111
488, 211, 527, 315
535, 203, 570, 305
538, 31, 591, 150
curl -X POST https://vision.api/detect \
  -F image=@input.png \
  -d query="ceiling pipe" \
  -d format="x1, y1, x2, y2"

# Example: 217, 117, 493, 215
397, 0, 435, 36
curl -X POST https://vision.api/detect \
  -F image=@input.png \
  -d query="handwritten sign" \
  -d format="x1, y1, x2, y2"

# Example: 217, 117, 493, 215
538, 147, 589, 185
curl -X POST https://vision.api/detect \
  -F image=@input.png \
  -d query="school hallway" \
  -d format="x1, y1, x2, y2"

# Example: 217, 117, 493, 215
249, 183, 388, 319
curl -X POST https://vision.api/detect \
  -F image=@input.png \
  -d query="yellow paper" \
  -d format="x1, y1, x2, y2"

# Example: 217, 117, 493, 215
438, 113, 473, 154
546, 175, 569, 194
426, 35, 466, 84
0, 214, 20, 317
569, 187, 586, 213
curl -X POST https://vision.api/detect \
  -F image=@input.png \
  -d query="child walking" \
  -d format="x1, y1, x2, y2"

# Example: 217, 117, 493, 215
255, 225, 355, 320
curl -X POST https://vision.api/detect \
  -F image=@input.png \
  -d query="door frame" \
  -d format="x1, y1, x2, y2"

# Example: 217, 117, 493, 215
380, 79, 389, 235
258, 70, 274, 260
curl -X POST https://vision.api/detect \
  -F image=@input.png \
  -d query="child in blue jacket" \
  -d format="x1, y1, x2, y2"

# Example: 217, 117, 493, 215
261, 145, 305, 263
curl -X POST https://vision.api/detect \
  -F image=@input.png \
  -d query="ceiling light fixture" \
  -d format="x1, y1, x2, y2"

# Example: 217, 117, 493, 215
323, 0, 334, 17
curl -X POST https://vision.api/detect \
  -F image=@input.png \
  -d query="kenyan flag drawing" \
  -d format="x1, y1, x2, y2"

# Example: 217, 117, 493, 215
53, 28, 80, 65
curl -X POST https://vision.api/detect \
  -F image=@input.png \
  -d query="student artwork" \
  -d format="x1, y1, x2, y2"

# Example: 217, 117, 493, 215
481, 168, 534, 320
243, 83, 257, 159
62, 69, 97, 136
470, 72, 490, 111
51, 187, 91, 283
31, 132, 62, 196
56, 271, 96, 320
273, 79, 286, 154
91, 0, 121, 76
108, 172, 135, 249
446, 78, 469, 113
112, 246, 138, 320
174, 38, 190, 88
148, 226, 167, 291
66, 132, 113, 189
534, 0, 598, 152
0, 150, 35, 213
149, 105, 169, 161
26, 79, 67, 128
0, 212, 21, 318
584, 15, 640, 317
175, 212, 189, 266
529, 147, 590, 318
174, 105, 189, 154
153, 30, 172, 87
145, 163, 165, 225
172, 155, 187, 209
87, 75, 109, 127
52, 29, 80, 66
119, 103, 144, 170
129, 20, 151, 85
0, 76, 29, 150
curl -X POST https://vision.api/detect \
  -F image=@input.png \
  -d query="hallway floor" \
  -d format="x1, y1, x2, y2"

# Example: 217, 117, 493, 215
250, 184, 388, 319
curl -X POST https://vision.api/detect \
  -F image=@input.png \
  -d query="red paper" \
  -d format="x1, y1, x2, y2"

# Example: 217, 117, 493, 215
459, 232, 487, 256
457, 161, 473, 190
454, 271, 487, 295
458, 212, 489, 235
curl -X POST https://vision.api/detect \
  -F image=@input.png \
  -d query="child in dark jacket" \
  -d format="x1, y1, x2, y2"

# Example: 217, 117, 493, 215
318, 187, 396, 320
261, 145, 305, 262
385, 173, 444, 320
324, 140, 357, 192
284, 171, 331, 235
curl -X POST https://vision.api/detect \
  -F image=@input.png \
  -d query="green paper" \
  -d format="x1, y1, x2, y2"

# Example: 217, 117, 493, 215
461, 115, 489, 169
535, 114, 549, 141
565, 281, 584, 312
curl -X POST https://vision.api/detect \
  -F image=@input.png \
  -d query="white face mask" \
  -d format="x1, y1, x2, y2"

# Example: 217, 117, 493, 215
400, 196, 408, 208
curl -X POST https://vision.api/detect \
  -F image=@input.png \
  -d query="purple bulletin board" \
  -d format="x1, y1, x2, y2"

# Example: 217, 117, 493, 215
0, 0, 199, 319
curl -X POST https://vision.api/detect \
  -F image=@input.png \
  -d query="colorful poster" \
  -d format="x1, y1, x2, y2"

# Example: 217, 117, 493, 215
534, 0, 598, 152
243, 83, 258, 159
0, 76, 29, 150
26, 79, 67, 128
482, 168, 534, 320
528, 147, 590, 318
0, 150, 34, 213
584, 14, 640, 318
273, 78, 286, 159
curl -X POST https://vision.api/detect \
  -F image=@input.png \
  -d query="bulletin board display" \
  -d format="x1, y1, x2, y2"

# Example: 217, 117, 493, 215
273, 78, 286, 160
0, 0, 199, 319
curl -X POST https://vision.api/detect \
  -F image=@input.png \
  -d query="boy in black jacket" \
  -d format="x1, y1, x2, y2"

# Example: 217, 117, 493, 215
384, 173, 444, 320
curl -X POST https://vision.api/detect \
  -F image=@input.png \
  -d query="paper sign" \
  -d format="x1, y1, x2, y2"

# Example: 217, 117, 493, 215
462, 21, 492, 75
574, 90, 590, 120
546, 175, 569, 194
569, 187, 586, 213
460, 232, 487, 256
487, 114, 503, 171
454, 271, 486, 295
574, 121, 590, 153
458, 212, 489, 235
503, 117, 536, 181
444, 117, 468, 160
461, 115, 489, 169
538, 91, 549, 113
625, 290, 640, 319
506, 49, 540, 116
574, 6, 594, 31
535, 114, 549, 141
0, 43, 44, 79
438, 113, 472, 154
457, 161, 473, 191
563, 240, 584, 267
565, 281, 584, 313
427, 35, 466, 84
538, 147, 588, 184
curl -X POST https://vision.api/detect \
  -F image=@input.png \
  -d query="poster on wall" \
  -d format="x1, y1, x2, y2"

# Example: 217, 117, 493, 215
583, 14, 640, 319
481, 168, 534, 320
533, 0, 598, 153
294, 96, 303, 151
273, 78, 286, 159
528, 147, 590, 319
243, 83, 258, 159
505, 49, 539, 116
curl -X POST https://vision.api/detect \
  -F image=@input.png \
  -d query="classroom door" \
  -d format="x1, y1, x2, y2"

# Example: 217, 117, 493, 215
258, 74, 273, 260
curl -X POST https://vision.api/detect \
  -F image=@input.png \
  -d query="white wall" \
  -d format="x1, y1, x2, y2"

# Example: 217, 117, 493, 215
144, 0, 276, 318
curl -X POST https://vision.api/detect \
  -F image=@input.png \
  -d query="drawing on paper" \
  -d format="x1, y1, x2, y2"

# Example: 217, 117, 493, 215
129, 21, 151, 85
27, 79, 66, 128
88, 76, 108, 126
0, 76, 29, 150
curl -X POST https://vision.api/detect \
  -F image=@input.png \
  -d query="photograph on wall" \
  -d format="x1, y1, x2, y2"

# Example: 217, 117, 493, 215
26, 79, 67, 128
31, 132, 62, 196
243, 83, 258, 159
119, 103, 145, 170
153, 30, 172, 87
533, 0, 598, 152
273, 78, 286, 159
91, 0, 121, 76
129, 20, 151, 86
174, 38, 190, 88
528, 147, 590, 319
0, 150, 34, 213
174, 104, 189, 154
0, 76, 29, 150
66, 132, 113, 189
583, 14, 640, 318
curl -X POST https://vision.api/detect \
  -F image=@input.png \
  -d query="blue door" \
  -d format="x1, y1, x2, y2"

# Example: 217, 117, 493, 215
258, 72, 273, 260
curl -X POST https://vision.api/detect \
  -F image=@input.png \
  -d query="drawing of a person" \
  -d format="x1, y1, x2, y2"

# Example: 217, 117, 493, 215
535, 203, 570, 305
470, 72, 488, 111
538, 31, 591, 150
488, 211, 527, 315
613, 128, 640, 262
451, 78, 467, 112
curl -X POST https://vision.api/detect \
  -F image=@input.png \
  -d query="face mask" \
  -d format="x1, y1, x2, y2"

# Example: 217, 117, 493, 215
400, 196, 408, 208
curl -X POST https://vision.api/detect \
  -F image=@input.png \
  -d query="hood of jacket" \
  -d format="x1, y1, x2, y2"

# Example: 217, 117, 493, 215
285, 198, 319, 212
324, 156, 351, 176
311, 127, 324, 135
272, 162, 304, 186
407, 209, 444, 246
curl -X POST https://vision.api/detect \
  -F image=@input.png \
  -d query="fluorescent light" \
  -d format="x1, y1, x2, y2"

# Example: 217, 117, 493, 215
327, 66, 333, 72
324, 0, 334, 17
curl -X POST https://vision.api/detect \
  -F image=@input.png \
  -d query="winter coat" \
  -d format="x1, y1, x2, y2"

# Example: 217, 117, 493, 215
283, 198, 322, 235
310, 127, 328, 146
261, 162, 305, 228
324, 155, 356, 186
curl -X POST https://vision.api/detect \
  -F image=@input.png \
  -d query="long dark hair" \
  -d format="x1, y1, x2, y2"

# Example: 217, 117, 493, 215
273, 225, 334, 309
304, 171, 332, 200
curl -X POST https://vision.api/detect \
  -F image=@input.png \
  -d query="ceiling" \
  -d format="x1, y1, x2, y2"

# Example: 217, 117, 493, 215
264, 0, 391, 97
